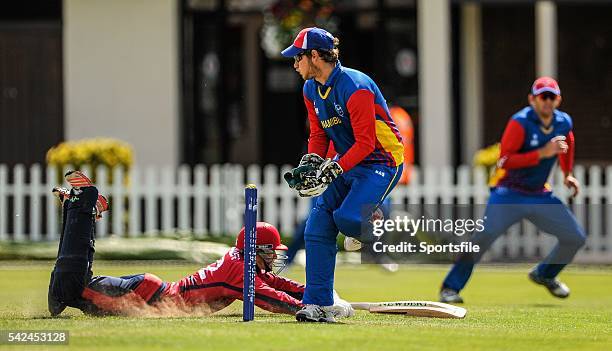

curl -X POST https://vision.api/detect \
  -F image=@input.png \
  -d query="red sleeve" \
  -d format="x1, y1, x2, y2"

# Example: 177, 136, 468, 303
305, 94, 329, 157
337, 89, 376, 171
259, 272, 305, 300
559, 131, 574, 174
497, 119, 540, 169
326, 141, 337, 159
252, 275, 303, 315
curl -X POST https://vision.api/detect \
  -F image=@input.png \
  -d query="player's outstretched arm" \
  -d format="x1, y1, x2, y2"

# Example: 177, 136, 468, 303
259, 272, 305, 300
252, 276, 303, 315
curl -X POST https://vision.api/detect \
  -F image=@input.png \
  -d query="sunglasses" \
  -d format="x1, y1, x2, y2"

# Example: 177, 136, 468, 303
293, 51, 310, 63
537, 92, 558, 101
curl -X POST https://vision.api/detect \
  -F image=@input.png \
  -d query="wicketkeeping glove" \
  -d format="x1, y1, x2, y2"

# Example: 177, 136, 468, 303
296, 159, 343, 197
317, 159, 343, 185
299, 153, 325, 168
284, 153, 325, 189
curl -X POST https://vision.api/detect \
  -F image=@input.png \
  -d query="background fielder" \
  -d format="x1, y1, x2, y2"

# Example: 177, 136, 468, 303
440, 77, 586, 303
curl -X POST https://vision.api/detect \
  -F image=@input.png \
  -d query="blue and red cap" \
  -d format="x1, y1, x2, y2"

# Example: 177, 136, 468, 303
531, 76, 561, 96
281, 27, 335, 58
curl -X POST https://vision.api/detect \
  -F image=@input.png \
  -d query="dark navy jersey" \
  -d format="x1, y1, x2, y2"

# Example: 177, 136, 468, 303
491, 106, 575, 193
303, 62, 404, 171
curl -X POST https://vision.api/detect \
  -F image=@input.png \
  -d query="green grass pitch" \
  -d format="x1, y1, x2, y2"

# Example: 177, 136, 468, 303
0, 261, 610, 351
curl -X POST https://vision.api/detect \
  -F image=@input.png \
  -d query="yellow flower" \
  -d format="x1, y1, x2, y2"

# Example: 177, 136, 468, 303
45, 138, 134, 183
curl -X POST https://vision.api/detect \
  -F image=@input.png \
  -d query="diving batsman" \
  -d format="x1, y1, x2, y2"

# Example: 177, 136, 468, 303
48, 171, 353, 318
282, 28, 404, 322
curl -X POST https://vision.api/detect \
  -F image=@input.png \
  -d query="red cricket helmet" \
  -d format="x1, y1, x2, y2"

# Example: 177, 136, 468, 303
236, 222, 288, 251
236, 222, 289, 274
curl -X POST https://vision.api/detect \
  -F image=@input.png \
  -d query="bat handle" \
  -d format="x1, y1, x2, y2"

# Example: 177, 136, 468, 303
350, 302, 371, 311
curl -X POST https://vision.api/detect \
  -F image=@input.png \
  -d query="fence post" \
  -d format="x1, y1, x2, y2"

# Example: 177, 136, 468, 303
573, 165, 587, 254
587, 165, 602, 261
30, 164, 42, 241
407, 166, 421, 218
422, 166, 438, 221
161, 166, 174, 236
96, 166, 109, 238
228, 164, 245, 235
178, 165, 191, 233
128, 167, 141, 237
112, 167, 125, 236
440, 166, 454, 224
13, 164, 25, 241
209, 165, 221, 236
46, 166, 59, 241
193, 165, 207, 238
263, 164, 279, 229
144, 166, 158, 236
279, 165, 295, 236
456, 165, 473, 252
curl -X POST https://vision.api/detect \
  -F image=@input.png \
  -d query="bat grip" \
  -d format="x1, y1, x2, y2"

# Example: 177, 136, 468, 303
349, 302, 371, 311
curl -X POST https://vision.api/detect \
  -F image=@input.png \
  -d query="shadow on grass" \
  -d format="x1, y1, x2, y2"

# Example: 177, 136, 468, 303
9, 314, 73, 320
276, 320, 348, 325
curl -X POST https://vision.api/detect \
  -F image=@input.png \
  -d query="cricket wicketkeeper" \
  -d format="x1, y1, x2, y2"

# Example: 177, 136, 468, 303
281, 27, 404, 322
48, 171, 353, 318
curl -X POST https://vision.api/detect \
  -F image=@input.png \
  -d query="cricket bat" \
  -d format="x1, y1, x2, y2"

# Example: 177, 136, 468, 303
350, 301, 467, 319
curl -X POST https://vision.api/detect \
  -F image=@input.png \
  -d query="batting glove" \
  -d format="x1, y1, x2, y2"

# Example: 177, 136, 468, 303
330, 290, 355, 319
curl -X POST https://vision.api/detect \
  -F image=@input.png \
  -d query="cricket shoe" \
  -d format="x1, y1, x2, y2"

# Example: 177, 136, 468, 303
48, 290, 66, 317
95, 194, 109, 221
343, 208, 385, 252
52, 186, 109, 220
528, 270, 570, 298
439, 288, 464, 303
295, 304, 337, 323
65, 170, 94, 188
52, 187, 71, 204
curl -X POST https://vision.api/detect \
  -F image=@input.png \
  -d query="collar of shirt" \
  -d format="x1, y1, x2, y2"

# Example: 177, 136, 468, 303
319, 61, 342, 88
527, 106, 557, 127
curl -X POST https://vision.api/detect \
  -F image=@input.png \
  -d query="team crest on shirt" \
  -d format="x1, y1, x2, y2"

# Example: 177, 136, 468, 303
530, 133, 539, 147
334, 103, 344, 117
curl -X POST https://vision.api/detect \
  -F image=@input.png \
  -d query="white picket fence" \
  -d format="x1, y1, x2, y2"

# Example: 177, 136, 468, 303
0, 164, 611, 263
